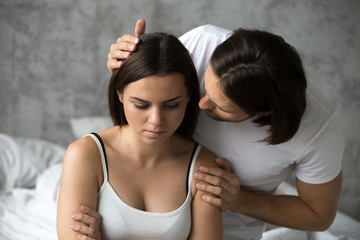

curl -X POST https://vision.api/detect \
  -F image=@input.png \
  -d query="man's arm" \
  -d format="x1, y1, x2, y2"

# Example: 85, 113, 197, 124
236, 173, 342, 230
195, 160, 342, 231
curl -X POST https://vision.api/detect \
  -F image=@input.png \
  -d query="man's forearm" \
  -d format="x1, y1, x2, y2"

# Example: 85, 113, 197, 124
234, 189, 334, 231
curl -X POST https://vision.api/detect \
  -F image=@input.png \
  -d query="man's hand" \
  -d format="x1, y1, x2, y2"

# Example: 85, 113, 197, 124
107, 19, 146, 74
194, 157, 241, 211
70, 205, 101, 240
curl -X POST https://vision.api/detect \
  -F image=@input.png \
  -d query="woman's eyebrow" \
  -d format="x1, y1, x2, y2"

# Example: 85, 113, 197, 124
163, 96, 182, 103
130, 96, 182, 103
130, 97, 148, 103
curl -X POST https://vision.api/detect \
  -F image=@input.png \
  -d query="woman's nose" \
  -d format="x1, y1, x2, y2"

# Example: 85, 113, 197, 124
148, 107, 163, 125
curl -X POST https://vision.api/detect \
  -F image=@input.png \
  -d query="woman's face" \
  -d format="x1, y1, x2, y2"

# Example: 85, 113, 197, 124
119, 73, 189, 145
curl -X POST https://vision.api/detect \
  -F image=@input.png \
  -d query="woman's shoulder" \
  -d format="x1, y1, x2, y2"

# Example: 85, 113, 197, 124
196, 145, 218, 168
67, 134, 98, 155
63, 134, 102, 169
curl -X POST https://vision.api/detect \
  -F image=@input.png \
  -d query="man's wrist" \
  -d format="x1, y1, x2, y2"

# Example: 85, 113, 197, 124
230, 189, 244, 213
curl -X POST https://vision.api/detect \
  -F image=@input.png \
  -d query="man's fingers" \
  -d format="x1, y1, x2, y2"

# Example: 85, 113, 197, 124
196, 182, 224, 196
77, 235, 96, 240
111, 41, 137, 53
197, 165, 233, 183
80, 205, 100, 219
72, 213, 97, 226
135, 19, 146, 36
201, 194, 222, 207
115, 34, 139, 45
195, 171, 226, 187
107, 60, 122, 73
108, 49, 131, 61
216, 157, 231, 172
70, 224, 95, 235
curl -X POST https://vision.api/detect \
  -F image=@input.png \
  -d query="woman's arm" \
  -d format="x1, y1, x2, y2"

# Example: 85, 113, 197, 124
57, 137, 102, 240
188, 148, 223, 240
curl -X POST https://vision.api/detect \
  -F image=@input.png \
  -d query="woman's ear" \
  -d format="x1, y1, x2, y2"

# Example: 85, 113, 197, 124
117, 90, 124, 103
257, 110, 272, 118
187, 91, 192, 103
262, 110, 272, 116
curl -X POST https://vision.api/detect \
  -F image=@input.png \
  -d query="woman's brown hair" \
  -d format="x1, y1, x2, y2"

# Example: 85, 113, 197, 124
108, 33, 200, 138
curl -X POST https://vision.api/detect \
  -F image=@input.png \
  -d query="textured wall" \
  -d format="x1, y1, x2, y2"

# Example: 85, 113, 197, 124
1, 0, 359, 220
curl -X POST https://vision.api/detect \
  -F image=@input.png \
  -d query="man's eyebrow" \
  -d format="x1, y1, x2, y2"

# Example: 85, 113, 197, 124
203, 89, 233, 113
210, 97, 233, 113
130, 96, 182, 103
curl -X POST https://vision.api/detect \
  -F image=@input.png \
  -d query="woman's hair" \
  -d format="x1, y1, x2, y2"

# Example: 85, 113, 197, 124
210, 28, 307, 145
108, 33, 200, 138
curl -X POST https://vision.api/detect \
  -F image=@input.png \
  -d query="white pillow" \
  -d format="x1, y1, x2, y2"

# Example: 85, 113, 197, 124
69, 116, 113, 139
0, 133, 65, 192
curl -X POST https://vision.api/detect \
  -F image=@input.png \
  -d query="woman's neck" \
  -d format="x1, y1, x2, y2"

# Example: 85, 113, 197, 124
119, 126, 176, 167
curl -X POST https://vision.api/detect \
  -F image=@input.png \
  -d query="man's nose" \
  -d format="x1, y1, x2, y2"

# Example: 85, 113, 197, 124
198, 94, 213, 110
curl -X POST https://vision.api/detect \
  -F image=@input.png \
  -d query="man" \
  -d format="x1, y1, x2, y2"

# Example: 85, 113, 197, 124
72, 19, 344, 240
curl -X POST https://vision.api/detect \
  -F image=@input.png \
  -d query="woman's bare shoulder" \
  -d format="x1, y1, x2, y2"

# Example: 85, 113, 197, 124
195, 145, 218, 168
67, 135, 98, 156
62, 134, 102, 172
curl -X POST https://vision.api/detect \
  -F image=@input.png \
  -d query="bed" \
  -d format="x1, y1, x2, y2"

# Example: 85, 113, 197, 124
1, 117, 359, 240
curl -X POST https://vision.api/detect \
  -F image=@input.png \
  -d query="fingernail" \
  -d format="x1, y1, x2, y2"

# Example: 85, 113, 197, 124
71, 214, 79, 220
81, 205, 88, 212
134, 38, 140, 44
194, 172, 200, 178
77, 235, 85, 240
70, 225, 77, 230
129, 44, 136, 51
199, 165, 206, 171
196, 183, 203, 189
202, 195, 208, 201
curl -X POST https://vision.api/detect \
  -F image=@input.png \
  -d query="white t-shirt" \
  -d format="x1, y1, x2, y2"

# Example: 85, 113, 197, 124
179, 25, 344, 240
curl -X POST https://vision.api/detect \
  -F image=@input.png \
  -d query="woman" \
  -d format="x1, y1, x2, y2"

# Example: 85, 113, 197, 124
57, 33, 222, 240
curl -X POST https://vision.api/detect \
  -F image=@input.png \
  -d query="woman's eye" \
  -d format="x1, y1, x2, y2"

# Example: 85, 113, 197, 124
164, 103, 179, 109
134, 104, 149, 109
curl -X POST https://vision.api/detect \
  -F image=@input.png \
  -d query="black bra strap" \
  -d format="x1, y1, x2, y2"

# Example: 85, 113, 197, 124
186, 143, 199, 193
91, 132, 109, 176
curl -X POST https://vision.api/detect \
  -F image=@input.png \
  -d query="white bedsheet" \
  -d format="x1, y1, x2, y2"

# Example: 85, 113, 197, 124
263, 210, 360, 240
0, 163, 61, 240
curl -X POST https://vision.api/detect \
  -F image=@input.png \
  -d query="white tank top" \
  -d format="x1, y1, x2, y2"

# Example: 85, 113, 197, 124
86, 133, 201, 240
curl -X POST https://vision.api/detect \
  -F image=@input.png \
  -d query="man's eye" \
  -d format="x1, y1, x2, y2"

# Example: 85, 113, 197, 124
134, 104, 149, 109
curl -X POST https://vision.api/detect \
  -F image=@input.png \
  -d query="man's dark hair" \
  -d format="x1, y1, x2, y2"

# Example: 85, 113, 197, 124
211, 28, 307, 144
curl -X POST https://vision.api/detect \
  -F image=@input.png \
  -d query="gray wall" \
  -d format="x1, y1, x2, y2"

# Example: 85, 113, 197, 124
1, 0, 359, 221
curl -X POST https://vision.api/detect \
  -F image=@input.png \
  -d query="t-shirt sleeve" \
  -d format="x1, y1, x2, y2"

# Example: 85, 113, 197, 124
179, 25, 232, 85
295, 112, 344, 184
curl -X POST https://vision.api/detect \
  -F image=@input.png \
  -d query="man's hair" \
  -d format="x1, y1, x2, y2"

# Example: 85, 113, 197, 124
108, 33, 200, 138
211, 28, 307, 144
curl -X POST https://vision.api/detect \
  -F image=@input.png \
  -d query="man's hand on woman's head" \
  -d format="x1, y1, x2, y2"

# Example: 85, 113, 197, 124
70, 205, 102, 240
194, 157, 241, 212
107, 19, 146, 74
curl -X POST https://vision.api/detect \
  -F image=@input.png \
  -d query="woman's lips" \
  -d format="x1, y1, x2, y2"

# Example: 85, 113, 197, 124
144, 130, 166, 137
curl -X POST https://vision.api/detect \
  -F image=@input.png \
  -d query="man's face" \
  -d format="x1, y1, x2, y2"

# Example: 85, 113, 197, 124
198, 65, 252, 122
